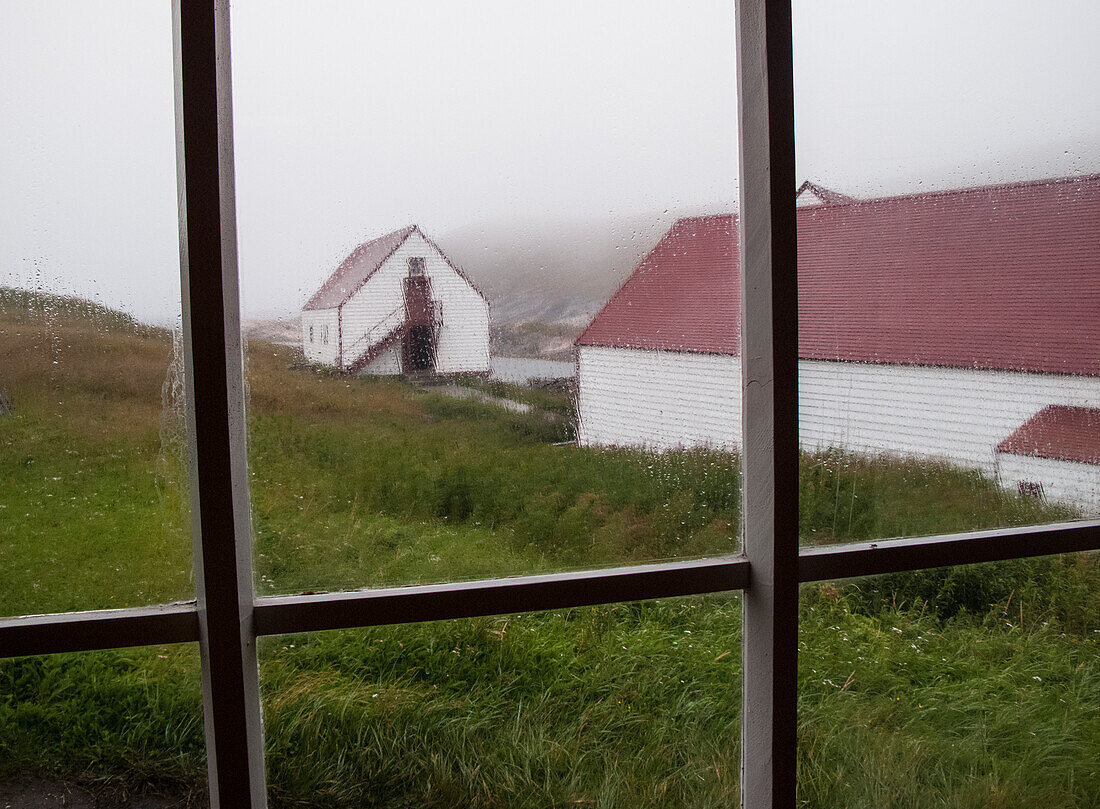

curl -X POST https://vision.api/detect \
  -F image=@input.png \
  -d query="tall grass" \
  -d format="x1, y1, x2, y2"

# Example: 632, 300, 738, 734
261, 599, 743, 808
798, 585, 1100, 809
3, 592, 1096, 807
2, 289, 1097, 806
800, 447, 1076, 545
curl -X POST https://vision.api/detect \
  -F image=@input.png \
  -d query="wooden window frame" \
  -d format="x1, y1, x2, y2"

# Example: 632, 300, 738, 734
2, 2, 1098, 807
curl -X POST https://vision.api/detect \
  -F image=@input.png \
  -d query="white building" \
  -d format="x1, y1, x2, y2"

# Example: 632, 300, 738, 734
575, 176, 1100, 512
302, 225, 490, 376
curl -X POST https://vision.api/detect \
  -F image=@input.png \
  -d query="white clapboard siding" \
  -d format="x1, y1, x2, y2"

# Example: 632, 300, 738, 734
300, 308, 340, 365
995, 452, 1100, 514
340, 253, 406, 370
359, 342, 402, 375
394, 232, 489, 374
798, 361, 1100, 474
578, 345, 1100, 510
577, 346, 741, 450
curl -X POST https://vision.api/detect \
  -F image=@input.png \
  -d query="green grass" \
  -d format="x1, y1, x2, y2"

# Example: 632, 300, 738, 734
261, 600, 743, 808
799, 447, 1075, 546
2, 288, 1098, 806
797, 586, 1099, 809
3, 595, 1095, 808
0, 646, 204, 789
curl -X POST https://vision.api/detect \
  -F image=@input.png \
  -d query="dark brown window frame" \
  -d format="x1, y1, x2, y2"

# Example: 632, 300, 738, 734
1, 2, 1098, 807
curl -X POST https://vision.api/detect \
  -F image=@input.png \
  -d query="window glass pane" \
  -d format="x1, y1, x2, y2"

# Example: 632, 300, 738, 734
0, 646, 205, 803
232, 0, 741, 594
260, 596, 741, 806
798, 556, 1100, 806
793, 0, 1100, 547
0, 2, 191, 615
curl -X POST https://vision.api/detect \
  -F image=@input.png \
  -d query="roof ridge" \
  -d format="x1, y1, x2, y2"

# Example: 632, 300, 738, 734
302, 225, 417, 311
796, 180, 856, 205
667, 175, 1099, 226
808, 172, 1100, 209
339, 223, 417, 258
672, 213, 734, 225
577, 177, 1100, 375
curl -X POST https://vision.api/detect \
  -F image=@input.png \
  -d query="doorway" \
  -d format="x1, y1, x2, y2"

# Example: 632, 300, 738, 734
405, 325, 435, 372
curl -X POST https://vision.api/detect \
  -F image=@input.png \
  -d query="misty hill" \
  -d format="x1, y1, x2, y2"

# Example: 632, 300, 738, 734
0, 286, 158, 336
436, 208, 717, 327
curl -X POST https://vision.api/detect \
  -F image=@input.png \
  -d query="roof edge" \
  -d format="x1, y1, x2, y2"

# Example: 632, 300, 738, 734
574, 214, 737, 348
800, 172, 1100, 211
302, 224, 416, 311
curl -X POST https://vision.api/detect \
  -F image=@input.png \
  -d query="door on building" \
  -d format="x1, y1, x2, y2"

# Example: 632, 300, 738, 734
405, 325, 435, 371
402, 275, 436, 372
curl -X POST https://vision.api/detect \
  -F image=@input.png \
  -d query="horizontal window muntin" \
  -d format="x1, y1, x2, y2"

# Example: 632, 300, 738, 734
5, 518, 1097, 659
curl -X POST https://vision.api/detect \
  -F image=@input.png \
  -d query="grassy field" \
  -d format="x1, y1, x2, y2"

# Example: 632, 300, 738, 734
1, 288, 1097, 807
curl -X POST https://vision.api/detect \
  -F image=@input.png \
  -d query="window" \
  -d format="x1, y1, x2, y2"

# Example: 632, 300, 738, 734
1019, 480, 1046, 500
2, 2, 1097, 808
408, 256, 426, 276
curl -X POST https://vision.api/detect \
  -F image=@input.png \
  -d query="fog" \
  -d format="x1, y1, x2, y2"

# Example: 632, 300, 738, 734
2, 0, 1098, 325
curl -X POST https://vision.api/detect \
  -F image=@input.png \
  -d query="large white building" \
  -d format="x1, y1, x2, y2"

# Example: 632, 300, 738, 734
576, 176, 1100, 512
302, 225, 490, 376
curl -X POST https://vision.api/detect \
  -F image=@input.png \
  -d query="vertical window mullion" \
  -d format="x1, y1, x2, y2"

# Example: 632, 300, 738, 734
173, 1, 266, 806
735, 0, 799, 807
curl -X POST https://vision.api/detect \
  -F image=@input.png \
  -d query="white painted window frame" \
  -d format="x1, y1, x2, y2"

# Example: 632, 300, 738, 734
2, 2, 1098, 807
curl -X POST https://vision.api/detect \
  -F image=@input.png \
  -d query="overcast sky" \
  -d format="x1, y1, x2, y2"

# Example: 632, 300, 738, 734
2, 0, 1098, 324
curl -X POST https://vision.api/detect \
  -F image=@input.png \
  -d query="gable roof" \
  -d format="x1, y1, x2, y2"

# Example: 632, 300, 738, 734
304, 225, 489, 311
576, 174, 1100, 376
996, 405, 1100, 465
303, 225, 416, 311
575, 214, 741, 354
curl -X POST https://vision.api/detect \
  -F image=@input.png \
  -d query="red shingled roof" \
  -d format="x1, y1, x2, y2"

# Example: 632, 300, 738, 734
577, 175, 1100, 376
575, 214, 741, 354
303, 225, 416, 311
996, 405, 1100, 465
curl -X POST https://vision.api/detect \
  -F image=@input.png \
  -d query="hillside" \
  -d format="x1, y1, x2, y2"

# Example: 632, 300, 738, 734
2, 289, 1097, 808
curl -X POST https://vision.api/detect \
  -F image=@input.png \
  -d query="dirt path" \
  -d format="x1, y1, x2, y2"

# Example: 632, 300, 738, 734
423, 382, 532, 413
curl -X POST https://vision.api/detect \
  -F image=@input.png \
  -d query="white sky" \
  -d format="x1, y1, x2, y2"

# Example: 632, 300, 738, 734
2, 0, 1098, 324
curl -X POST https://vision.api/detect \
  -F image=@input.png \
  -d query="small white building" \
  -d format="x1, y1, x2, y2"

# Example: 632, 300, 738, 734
995, 406, 1100, 513
575, 175, 1100, 511
302, 225, 489, 376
